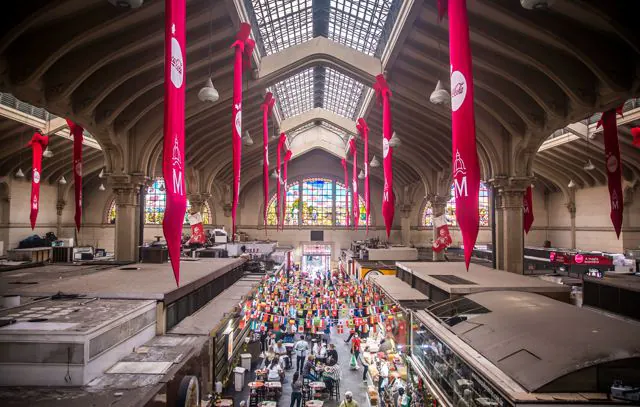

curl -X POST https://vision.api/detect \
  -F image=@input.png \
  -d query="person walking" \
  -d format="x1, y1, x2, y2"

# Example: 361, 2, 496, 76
351, 334, 362, 366
290, 371, 303, 407
339, 391, 359, 407
360, 346, 370, 382
294, 334, 309, 373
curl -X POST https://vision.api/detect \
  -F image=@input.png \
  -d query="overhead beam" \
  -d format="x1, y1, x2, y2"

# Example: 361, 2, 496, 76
280, 107, 357, 135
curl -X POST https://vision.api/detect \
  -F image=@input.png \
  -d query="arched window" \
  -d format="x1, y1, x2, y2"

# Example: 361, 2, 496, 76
265, 177, 367, 227
108, 178, 212, 225
422, 182, 490, 227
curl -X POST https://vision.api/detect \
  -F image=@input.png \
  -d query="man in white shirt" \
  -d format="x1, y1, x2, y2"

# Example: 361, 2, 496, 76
294, 335, 309, 373
273, 340, 289, 369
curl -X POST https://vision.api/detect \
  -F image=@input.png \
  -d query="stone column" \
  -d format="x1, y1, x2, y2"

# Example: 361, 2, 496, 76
428, 194, 448, 261
399, 204, 412, 246
56, 200, 65, 237
495, 178, 530, 274
567, 201, 576, 249
111, 176, 143, 262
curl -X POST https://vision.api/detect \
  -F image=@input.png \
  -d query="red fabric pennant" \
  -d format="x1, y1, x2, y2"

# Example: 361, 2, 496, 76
349, 138, 360, 230
357, 118, 370, 233
276, 133, 287, 230
283, 150, 292, 229
66, 119, 84, 233
448, 0, 480, 269
523, 186, 534, 234
601, 109, 624, 238
231, 23, 252, 241
261, 93, 274, 230
631, 127, 640, 147
437, 0, 448, 22
28, 132, 48, 230
341, 158, 350, 227
374, 74, 394, 238
162, 0, 187, 286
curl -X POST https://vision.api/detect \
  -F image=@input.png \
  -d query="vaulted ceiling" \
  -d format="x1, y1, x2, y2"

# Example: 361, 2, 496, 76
0, 0, 638, 200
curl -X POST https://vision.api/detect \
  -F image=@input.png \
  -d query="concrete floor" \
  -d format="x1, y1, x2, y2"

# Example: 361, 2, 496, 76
229, 328, 371, 407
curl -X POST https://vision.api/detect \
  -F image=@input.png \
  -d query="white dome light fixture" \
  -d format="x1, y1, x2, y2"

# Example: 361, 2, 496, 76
99, 183, 106, 191
521, 0, 555, 10
59, 176, 67, 185
583, 160, 595, 171
159, 183, 166, 192
197, 78, 219, 103
370, 155, 380, 168
568, 179, 576, 188
43, 147, 54, 158
98, 168, 105, 178
242, 131, 253, 146
107, 0, 144, 9
271, 170, 278, 179
15, 168, 25, 178
388, 132, 402, 148
358, 170, 365, 180
429, 80, 450, 105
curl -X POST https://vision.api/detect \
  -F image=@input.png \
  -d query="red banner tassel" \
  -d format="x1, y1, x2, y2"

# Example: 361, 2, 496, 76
373, 74, 394, 238
447, 0, 480, 269
28, 132, 48, 230
283, 150, 292, 229
341, 158, 350, 227
162, 0, 187, 285
349, 138, 360, 230
597, 108, 624, 238
631, 127, 640, 147
357, 119, 370, 233
437, 0, 448, 22
261, 92, 275, 231
523, 186, 534, 234
276, 133, 287, 231
66, 119, 84, 233
231, 23, 252, 242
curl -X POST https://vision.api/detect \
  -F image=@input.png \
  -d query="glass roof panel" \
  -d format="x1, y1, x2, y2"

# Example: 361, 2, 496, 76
323, 67, 365, 119
270, 68, 315, 119
246, 0, 313, 55
329, 0, 399, 57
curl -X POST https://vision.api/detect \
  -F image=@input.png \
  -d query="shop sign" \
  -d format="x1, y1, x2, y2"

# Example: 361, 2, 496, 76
573, 254, 612, 266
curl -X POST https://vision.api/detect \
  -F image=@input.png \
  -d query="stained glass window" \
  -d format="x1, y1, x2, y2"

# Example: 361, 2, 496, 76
145, 179, 166, 224
422, 201, 433, 227
302, 178, 334, 226
108, 200, 116, 224
336, 181, 367, 226
444, 182, 490, 227
266, 182, 300, 226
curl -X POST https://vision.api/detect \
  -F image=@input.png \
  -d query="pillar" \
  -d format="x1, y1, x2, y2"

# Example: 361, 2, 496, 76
567, 201, 576, 249
493, 177, 530, 274
56, 200, 65, 237
429, 194, 448, 261
111, 179, 142, 262
399, 204, 412, 246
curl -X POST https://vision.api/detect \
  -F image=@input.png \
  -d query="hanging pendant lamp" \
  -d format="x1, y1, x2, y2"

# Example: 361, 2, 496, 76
583, 160, 595, 171
243, 131, 254, 146
15, 168, 25, 178
98, 168, 105, 178
429, 80, 450, 105
43, 147, 54, 158
388, 132, 402, 148
99, 183, 106, 191
198, 78, 219, 103
568, 179, 576, 188
59, 176, 67, 185
358, 170, 365, 180
370, 155, 380, 168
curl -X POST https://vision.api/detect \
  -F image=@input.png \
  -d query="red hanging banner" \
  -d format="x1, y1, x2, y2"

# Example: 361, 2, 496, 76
282, 150, 292, 229
357, 118, 370, 233
349, 138, 360, 230
445, 0, 481, 269
66, 119, 84, 233
373, 74, 394, 238
523, 186, 534, 234
632, 127, 640, 147
276, 133, 287, 231
597, 108, 624, 238
231, 23, 252, 241
28, 132, 48, 230
341, 158, 350, 227
261, 92, 275, 231
162, 0, 187, 286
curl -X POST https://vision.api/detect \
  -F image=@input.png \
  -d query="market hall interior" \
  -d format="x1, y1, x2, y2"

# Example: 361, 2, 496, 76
0, 0, 640, 407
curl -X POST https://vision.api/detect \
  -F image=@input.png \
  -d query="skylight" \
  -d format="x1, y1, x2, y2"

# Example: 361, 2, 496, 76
323, 67, 365, 119
329, 0, 399, 57
246, 0, 313, 55
271, 68, 315, 119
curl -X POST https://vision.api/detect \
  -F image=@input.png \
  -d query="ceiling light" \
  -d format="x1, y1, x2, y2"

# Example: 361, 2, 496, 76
107, 0, 144, 9
98, 168, 105, 178
15, 168, 25, 178
259, 159, 264, 166
370, 155, 380, 168
197, 78, 219, 103
568, 179, 576, 188
583, 160, 595, 171
429, 80, 450, 105
42, 147, 53, 158
358, 170, 365, 180
243, 131, 253, 146
271, 170, 278, 179
530, 183, 535, 189
388, 132, 402, 148
159, 183, 166, 192
520, 0, 555, 10
99, 183, 106, 191
59, 176, 67, 185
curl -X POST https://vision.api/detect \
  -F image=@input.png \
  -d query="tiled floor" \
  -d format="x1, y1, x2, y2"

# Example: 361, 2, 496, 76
228, 328, 371, 407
